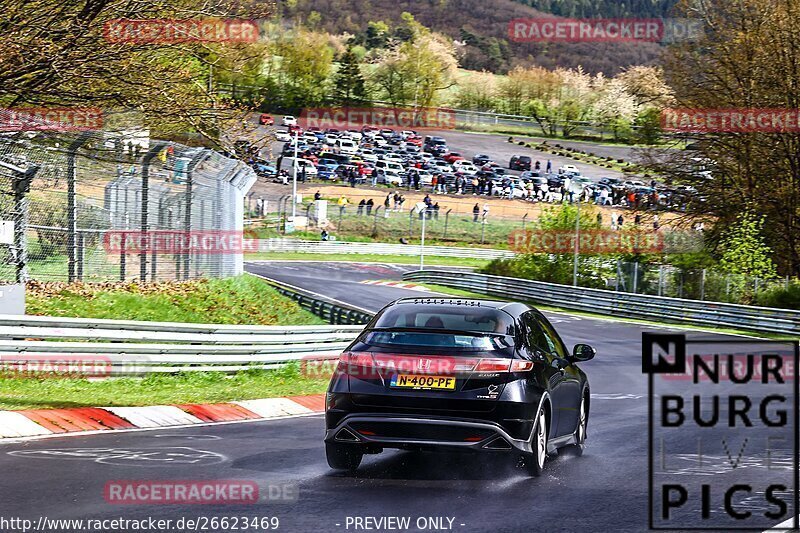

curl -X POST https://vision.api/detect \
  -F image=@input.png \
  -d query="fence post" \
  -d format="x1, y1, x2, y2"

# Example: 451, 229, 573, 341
140, 142, 166, 282
338, 205, 344, 232
182, 151, 208, 280
120, 230, 126, 281
522, 213, 528, 230
11, 165, 37, 283
632, 261, 639, 294
67, 132, 91, 282
726, 275, 731, 302
481, 216, 486, 244
658, 265, 663, 296
700, 269, 706, 301
408, 210, 414, 238
443, 209, 451, 239
77, 233, 84, 281
372, 206, 382, 236
305, 203, 313, 228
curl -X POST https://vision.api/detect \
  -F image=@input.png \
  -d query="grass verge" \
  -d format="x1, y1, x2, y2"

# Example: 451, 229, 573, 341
245, 252, 490, 268
25, 276, 325, 325
0, 363, 331, 411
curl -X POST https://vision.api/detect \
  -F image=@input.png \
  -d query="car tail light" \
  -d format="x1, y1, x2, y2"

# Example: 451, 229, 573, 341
339, 352, 536, 374
473, 358, 537, 373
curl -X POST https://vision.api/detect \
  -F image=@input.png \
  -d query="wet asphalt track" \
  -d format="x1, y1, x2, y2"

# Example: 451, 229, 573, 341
0, 261, 786, 533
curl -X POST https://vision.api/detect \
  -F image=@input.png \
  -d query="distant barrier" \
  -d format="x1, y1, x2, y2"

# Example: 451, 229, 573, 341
402, 270, 800, 336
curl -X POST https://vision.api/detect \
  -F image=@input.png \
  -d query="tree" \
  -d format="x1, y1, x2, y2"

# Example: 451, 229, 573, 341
372, 24, 457, 109
719, 211, 778, 280
274, 29, 334, 110
333, 47, 367, 105
642, 0, 800, 275
0, 0, 273, 146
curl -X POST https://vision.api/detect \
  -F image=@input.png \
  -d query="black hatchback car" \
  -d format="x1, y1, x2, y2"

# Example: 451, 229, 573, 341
509, 155, 532, 171
324, 298, 595, 476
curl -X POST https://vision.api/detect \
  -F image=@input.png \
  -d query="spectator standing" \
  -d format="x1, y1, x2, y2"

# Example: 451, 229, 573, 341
653, 214, 660, 230
366, 198, 374, 216
546, 160, 552, 173
433, 202, 440, 220
617, 214, 624, 228
482, 203, 490, 223
357, 199, 365, 216
314, 190, 321, 201
473, 203, 480, 222
596, 212, 603, 226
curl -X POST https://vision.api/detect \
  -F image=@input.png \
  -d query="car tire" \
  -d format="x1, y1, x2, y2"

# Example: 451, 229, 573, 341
524, 406, 548, 477
326, 443, 363, 471
564, 394, 588, 457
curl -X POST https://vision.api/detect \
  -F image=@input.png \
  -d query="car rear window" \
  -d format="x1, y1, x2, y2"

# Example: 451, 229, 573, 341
371, 304, 514, 334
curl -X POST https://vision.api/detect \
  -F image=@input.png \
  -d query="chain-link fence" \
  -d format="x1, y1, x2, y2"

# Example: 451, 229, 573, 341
0, 124, 256, 283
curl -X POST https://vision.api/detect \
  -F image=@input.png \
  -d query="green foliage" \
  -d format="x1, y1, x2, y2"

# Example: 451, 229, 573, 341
719, 211, 777, 279
333, 46, 368, 105
481, 204, 610, 287
273, 29, 334, 109
633, 108, 663, 145
757, 283, 800, 310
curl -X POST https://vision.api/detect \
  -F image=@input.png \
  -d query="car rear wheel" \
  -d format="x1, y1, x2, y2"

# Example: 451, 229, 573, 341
524, 406, 548, 477
326, 443, 363, 471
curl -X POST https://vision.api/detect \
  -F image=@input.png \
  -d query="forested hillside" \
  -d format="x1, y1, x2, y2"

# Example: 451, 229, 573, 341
514, 0, 678, 18
278, 0, 666, 74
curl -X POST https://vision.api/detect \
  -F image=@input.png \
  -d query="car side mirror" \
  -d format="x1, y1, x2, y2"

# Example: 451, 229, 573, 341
571, 344, 596, 362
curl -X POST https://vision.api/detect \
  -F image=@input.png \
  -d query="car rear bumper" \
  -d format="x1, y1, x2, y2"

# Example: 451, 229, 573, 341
324, 413, 534, 454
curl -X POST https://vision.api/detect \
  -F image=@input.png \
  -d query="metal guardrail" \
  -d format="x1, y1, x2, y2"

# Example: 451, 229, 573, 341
0, 314, 362, 375
255, 239, 515, 260
402, 270, 800, 336
248, 273, 374, 326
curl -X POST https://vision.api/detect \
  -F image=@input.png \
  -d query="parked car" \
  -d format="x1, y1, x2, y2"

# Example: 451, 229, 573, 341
473, 154, 492, 166
259, 113, 274, 126
443, 152, 465, 164
509, 155, 532, 171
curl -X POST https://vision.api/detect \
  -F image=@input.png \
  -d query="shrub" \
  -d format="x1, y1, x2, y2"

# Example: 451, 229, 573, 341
756, 283, 800, 310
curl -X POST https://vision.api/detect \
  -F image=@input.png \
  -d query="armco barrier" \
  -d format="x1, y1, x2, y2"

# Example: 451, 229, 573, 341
402, 270, 800, 336
247, 273, 374, 325
255, 239, 515, 260
0, 314, 363, 374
